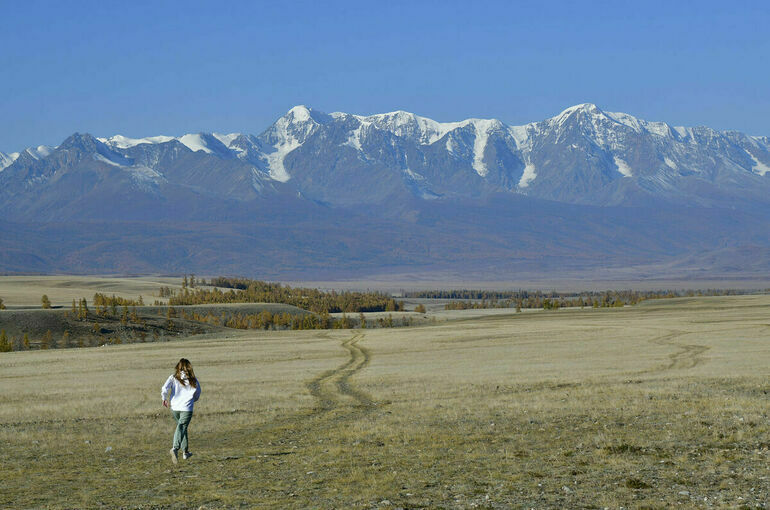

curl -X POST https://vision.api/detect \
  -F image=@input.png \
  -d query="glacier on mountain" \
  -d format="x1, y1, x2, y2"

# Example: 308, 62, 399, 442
613, 156, 633, 177
518, 163, 537, 188
750, 153, 770, 176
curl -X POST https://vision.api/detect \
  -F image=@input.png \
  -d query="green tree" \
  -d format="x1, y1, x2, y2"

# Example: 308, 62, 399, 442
359, 312, 366, 328
0, 297, 6, 310
62, 331, 71, 349
41, 295, 52, 309
23, 334, 30, 350
71, 299, 77, 314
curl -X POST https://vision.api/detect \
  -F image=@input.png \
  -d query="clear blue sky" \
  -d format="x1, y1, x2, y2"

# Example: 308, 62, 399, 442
1, 0, 768, 152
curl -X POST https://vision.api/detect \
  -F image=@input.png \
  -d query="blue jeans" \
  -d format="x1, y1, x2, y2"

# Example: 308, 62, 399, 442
172, 410, 193, 452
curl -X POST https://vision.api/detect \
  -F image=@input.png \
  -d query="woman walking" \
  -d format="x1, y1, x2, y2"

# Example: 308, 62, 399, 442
161, 358, 202, 464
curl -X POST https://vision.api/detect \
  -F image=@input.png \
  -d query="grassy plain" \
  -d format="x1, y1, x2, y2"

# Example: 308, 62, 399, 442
1, 293, 770, 508
0, 275, 183, 307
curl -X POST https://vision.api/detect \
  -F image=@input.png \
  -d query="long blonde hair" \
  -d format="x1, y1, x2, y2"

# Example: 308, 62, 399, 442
174, 358, 198, 388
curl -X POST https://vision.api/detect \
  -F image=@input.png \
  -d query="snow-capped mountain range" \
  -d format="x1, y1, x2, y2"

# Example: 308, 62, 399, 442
2, 103, 769, 214
1, 104, 769, 278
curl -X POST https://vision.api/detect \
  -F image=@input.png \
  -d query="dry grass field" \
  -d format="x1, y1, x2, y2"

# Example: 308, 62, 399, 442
1, 292, 770, 508
0, 275, 184, 307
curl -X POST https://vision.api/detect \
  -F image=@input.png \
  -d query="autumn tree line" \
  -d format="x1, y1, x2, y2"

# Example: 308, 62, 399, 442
444, 292, 641, 310
172, 307, 409, 331
167, 276, 404, 314
402, 288, 758, 311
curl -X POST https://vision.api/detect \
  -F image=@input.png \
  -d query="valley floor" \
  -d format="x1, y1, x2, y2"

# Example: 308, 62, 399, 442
1, 295, 769, 508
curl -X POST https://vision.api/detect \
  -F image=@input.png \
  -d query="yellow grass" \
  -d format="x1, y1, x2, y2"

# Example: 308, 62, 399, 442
1, 294, 770, 508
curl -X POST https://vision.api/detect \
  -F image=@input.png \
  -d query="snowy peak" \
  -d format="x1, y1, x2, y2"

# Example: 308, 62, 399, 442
547, 103, 604, 126
266, 105, 330, 141
99, 134, 176, 149
255, 105, 339, 182
0, 151, 19, 171
278, 105, 333, 128
548, 103, 640, 131
333, 109, 507, 147
100, 132, 240, 156
177, 133, 231, 156
285, 105, 315, 123
212, 132, 241, 148
545, 103, 709, 142
361, 110, 449, 144
557, 102, 602, 117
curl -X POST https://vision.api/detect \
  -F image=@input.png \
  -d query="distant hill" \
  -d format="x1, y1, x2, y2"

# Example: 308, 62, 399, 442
1, 104, 768, 279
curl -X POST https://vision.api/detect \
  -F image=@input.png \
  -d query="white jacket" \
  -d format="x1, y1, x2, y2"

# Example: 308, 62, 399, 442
161, 373, 201, 412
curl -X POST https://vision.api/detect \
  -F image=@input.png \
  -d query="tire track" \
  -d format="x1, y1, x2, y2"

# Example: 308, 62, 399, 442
305, 332, 375, 413
643, 329, 710, 374
207, 333, 377, 456
336, 333, 375, 407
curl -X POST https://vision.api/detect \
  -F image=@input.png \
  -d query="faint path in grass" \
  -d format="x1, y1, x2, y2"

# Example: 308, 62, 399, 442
305, 332, 375, 412
201, 331, 380, 460
643, 329, 710, 373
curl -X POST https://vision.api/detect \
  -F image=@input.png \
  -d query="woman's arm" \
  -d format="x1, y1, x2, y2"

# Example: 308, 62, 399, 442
160, 375, 174, 406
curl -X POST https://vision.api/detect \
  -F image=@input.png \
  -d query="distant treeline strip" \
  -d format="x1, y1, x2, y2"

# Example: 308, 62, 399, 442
433, 288, 759, 310
167, 277, 404, 314
179, 308, 406, 331
408, 288, 756, 300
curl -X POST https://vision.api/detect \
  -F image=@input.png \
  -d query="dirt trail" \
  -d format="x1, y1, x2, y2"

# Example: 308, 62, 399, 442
305, 332, 375, 413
